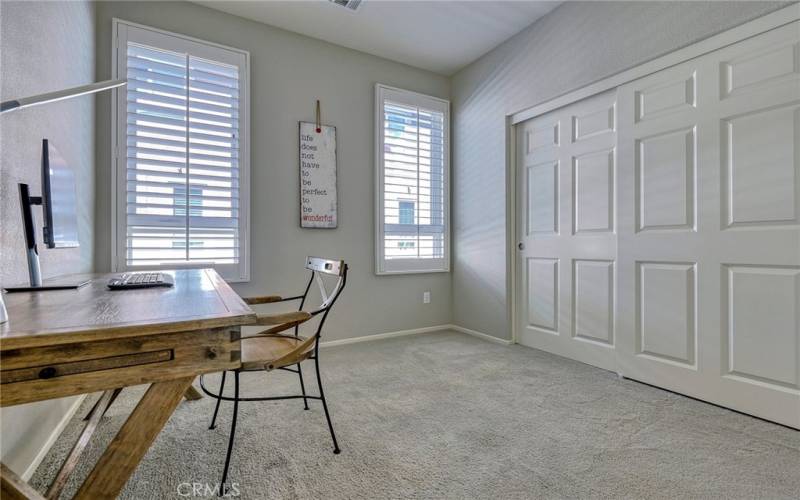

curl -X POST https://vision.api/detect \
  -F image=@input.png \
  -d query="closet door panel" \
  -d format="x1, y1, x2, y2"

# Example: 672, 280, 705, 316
616, 56, 712, 395
616, 21, 800, 428
708, 21, 800, 427
516, 91, 618, 371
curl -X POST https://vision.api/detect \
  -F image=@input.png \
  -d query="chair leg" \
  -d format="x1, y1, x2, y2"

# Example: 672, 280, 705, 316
209, 371, 226, 430
314, 356, 340, 454
297, 363, 310, 410
219, 371, 240, 495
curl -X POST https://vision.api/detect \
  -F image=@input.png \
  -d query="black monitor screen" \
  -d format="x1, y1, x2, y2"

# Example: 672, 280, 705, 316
42, 139, 79, 248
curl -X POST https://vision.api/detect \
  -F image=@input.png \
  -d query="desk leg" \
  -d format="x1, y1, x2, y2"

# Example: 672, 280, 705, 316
1, 463, 45, 500
74, 376, 194, 499
82, 388, 121, 421
82, 384, 200, 423
183, 385, 203, 401
46, 390, 115, 499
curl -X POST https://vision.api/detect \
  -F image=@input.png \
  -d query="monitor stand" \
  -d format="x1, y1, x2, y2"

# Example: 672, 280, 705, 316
3, 183, 90, 293
4, 276, 91, 293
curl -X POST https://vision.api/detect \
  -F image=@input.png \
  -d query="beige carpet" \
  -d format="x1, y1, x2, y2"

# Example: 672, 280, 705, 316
30, 330, 800, 499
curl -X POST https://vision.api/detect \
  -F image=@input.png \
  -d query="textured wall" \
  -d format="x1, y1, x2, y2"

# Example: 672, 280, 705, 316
94, 2, 452, 341
450, 1, 789, 340
0, 0, 95, 475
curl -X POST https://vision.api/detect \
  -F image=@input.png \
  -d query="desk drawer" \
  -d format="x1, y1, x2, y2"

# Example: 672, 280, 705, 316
0, 327, 241, 407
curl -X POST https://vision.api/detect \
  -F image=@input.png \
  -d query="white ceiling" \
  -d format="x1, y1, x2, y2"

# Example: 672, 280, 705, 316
191, 1, 561, 75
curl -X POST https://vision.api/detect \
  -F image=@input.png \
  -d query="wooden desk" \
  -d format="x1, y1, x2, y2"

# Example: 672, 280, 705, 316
0, 269, 255, 499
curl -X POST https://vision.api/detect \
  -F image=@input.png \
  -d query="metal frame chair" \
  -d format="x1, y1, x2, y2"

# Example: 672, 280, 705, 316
199, 256, 348, 492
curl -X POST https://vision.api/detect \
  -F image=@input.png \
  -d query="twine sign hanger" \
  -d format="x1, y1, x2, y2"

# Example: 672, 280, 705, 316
315, 99, 322, 133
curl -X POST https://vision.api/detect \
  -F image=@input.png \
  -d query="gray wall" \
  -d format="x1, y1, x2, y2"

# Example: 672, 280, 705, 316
450, 1, 789, 340
94, 1, 453, 342
0, 0, 95, 476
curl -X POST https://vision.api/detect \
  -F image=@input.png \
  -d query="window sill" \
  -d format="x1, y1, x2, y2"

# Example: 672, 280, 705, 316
375, 268, 450, 276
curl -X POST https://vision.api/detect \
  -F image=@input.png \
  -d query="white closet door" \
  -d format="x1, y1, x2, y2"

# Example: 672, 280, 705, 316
515, 90, 618, 371
616, 21, 800, 428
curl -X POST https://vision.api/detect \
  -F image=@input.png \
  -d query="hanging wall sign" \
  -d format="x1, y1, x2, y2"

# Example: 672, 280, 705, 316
299, 121, 337, 228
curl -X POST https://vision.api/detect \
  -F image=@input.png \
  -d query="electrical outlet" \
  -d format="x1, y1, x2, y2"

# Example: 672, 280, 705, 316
423, 291, 431, 304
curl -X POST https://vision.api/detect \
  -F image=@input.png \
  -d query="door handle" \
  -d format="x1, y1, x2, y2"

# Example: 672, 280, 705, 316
518, 242, 525, 251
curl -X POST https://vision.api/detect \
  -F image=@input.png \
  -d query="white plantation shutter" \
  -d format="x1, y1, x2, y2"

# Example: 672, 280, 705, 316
114, 22, 249, 281
376, 85, 449, 274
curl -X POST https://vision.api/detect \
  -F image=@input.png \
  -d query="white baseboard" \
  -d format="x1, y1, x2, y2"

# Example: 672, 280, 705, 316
320, 323, 513, 348
22, 394, 87, 481
320, 324, 451, 348
448, 324, 513, 345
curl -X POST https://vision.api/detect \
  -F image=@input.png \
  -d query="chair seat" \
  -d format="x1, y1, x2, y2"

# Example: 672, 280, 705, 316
240, 335, 313, 371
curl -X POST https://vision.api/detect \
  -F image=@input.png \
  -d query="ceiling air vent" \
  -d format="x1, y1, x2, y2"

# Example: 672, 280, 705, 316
328, 0, 363, 12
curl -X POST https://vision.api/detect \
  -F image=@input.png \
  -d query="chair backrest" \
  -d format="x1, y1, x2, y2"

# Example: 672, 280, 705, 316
305, 256, 345, 276
300, 256, 348, 316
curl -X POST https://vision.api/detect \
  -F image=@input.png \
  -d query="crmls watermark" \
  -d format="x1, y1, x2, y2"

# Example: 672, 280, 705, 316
176, 482, 241, 497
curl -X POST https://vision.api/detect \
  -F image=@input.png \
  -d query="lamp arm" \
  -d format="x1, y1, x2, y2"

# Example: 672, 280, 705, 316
1, 79, 126, 114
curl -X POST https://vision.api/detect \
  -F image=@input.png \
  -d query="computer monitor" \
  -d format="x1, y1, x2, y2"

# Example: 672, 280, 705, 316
4, 139, 89, 292
42, 139, 80, 248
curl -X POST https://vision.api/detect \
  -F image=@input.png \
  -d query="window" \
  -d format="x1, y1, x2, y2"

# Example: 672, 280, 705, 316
112, 21, 250, 281
375, 85, 450, 274
398, 200, 415, 225
173, 186, 204, 217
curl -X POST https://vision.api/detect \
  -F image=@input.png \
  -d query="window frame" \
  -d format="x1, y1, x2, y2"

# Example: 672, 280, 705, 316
111, 19, 251, 282
375, 84, 450, 275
